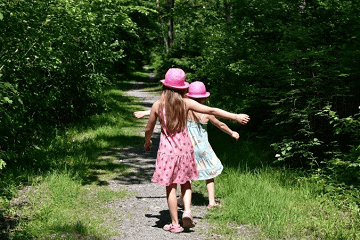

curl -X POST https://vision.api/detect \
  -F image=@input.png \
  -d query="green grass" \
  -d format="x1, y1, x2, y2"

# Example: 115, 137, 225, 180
193, 124, 360, 239
9, 172, 127, 239
0, 73, 149, 239
210, 167, 359, 239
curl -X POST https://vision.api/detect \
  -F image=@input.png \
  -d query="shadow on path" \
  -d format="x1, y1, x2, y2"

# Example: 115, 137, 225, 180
106, 79, 162, 185
145, 210, 197, 233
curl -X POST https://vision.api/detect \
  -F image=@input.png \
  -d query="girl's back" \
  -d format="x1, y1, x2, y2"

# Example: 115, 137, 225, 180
186, 110, 223, 181
150, 95, 199, 186
157, 100, 194, 156
187, 110, 209, 123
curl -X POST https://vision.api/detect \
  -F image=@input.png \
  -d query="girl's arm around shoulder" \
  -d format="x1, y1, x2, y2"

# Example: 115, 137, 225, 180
184, 98, 250, 125
144, 102, 159, 151
208, 115, 240, 140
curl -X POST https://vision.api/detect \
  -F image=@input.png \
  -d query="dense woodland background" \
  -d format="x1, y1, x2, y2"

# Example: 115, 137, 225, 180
1, 0, 360, 206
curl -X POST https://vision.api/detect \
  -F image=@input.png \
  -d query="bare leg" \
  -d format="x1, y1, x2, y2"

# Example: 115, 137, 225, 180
206, 179, 216, 206
181, 181, 196, 228
166, 183, 179, 226
180, 181, 192, 213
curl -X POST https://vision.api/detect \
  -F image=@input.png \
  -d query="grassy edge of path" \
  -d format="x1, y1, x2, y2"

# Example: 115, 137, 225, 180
195, 125, 360, 239
0, 73, 151, 239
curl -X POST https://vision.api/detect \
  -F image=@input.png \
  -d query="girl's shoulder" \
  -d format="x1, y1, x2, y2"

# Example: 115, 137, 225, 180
188, 111, 209, 123
151, 101, 160, 114
199, 113, 210, 123
152, 100, 160, 108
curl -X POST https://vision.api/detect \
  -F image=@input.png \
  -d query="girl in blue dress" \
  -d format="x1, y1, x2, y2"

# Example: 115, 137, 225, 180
183, 81, 241, 208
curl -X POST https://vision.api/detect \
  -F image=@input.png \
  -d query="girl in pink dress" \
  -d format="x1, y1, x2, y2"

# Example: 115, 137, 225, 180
144, 68, 250, 233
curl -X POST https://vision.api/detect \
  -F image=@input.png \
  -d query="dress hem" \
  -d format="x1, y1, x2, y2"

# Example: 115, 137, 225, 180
151, 177, 197, 186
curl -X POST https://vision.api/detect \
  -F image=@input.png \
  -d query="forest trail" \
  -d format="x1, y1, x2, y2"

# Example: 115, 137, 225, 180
105, 78, 219, 240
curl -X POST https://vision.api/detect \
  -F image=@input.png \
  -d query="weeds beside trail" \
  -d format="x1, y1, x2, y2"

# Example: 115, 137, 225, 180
203, 126, 360, 239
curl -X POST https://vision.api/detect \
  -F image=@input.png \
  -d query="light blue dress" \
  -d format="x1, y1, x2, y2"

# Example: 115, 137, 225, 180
187, 114, 223, 180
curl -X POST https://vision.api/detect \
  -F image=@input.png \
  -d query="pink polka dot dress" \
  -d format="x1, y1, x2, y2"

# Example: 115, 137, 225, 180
151, 107, 199, 186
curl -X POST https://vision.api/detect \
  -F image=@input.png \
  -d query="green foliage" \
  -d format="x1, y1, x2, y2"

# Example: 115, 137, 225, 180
152, 0, 360, 206
0, 159, 5, 170
0, 0, 157, 168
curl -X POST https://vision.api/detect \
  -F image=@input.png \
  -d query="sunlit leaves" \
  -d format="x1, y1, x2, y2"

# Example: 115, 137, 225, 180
0, 0, 157, 167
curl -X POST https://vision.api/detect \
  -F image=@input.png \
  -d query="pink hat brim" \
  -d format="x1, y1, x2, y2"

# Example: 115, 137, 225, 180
185, 92, 210, 98
160, 79, 189, 89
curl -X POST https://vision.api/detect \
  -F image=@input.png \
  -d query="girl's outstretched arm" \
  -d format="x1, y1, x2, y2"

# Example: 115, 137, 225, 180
144, 103, 158, 151
133, 110, 151, 119
208, 115, 240, 140
184, 98, 250, 125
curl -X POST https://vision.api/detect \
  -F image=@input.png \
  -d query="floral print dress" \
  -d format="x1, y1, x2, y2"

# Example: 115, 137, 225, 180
187, 114, 223, 181
151, 107, 199, 186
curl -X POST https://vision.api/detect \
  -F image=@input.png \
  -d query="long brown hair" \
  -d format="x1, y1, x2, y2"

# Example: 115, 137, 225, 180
159, 86, 187, 135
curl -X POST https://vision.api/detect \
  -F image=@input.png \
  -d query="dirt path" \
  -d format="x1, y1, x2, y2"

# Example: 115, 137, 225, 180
107, 80, 220, 240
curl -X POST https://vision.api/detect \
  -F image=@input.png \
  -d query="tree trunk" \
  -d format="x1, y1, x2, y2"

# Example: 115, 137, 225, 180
224, 0, 231, 26
167, 0, 175, 49
157, 0, 169, 52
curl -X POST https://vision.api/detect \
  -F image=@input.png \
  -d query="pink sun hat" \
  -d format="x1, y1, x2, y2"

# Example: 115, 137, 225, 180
160, 68, 189, 89
185, 81, 210, 98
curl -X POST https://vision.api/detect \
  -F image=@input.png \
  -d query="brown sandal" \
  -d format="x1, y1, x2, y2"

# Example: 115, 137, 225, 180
182, 212, 195, 228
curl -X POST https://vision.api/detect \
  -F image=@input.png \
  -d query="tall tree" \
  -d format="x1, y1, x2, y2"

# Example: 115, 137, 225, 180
157, 0, 169, 52
167, 0, 175, 48
223, 0, 231, 26
156, 0, 174, 53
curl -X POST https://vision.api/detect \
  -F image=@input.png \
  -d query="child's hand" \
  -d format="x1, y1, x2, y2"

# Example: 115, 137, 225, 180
231, 131, 240, 140
144, 140, 152, 152
236, 114, 250, 125
133, 111, 144, 119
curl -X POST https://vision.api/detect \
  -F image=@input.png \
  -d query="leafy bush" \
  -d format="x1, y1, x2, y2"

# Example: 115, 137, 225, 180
0, 0, 157, 167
